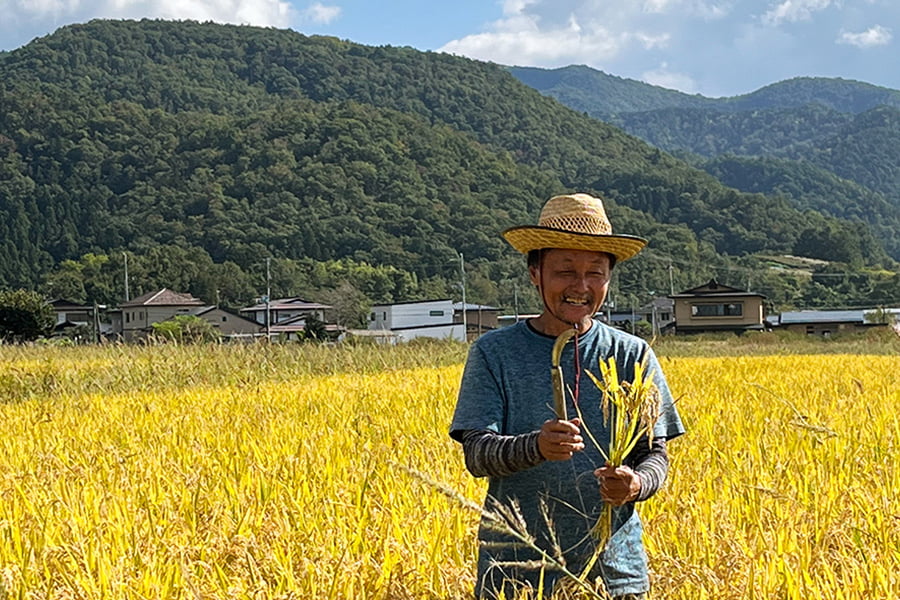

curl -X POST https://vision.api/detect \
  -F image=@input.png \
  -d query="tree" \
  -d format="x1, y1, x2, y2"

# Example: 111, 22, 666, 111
151, 315, 219, 343
301, 313, 328, 342
317, 280, 370, 328
0, 289, 55, 342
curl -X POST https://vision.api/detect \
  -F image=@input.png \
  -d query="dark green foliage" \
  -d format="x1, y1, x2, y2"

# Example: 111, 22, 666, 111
0, 19, 895, 314
0, 289, 55, 342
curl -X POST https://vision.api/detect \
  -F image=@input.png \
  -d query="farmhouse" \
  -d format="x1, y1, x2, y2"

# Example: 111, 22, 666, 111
669, 279, 766, 335
117, 288, 205, 341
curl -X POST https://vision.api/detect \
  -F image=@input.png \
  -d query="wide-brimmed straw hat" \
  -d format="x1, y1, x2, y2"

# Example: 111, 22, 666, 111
502, 193, 647, 262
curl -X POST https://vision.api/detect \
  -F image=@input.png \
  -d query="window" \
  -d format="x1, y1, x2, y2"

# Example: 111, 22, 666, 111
659, 312, 671, 321
126, 312, 130, 324
139, 311, 144, 319
370, 312, 375, 321
222, 316, 227, 322
429, 310, 444, 317
691, 302, 743, 317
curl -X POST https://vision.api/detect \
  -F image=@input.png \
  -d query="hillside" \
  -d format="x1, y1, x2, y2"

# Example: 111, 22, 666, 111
0, 19, 896, 313
509, 64, 900, 262
508, 65, 900, 118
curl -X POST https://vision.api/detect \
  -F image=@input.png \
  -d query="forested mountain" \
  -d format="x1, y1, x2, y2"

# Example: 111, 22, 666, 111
508, 65, 900, 118
510, 64, 900, 263
1, 20, 898, 316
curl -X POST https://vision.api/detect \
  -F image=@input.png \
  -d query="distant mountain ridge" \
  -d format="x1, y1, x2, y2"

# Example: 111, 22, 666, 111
509, 64, 900, 259
508, 65, 900, 117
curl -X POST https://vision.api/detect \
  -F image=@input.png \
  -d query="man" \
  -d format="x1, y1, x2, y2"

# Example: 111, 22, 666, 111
450, 193, 684, 599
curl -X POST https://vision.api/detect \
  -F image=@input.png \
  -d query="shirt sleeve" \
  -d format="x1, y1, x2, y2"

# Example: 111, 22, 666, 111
458, 429, 545, 478
450, 342, 506, 441
625, 436, 669, 501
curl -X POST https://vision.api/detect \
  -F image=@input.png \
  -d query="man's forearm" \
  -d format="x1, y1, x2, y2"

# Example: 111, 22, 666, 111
626, 437, 669, 501
459, 429, 544, 478
459, 429, 670, 502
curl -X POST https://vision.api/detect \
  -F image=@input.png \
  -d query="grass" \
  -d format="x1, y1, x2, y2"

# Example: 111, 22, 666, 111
0, 334, 897, 598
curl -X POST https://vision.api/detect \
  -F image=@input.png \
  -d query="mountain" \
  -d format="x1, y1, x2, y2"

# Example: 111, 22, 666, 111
508, 65, 900, 118
509, 64, 900, 261
0, 20, 896, 312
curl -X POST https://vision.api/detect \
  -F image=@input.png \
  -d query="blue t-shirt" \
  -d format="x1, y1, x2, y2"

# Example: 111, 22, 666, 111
450, 319, 684, 598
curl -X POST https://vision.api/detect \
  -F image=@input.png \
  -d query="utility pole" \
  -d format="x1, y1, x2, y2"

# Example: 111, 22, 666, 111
265, 257, 272, 341
513, 282, 520, 322
668, 263, 674, 296
123, 252, 130, 301
459, 252, 467, 342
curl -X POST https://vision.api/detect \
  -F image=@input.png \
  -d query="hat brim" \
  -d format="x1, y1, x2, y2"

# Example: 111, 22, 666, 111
502, 226, 647, 262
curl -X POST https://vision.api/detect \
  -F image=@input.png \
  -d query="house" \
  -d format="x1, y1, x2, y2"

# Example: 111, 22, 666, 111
368, 299, 465, 343
117, 288, 205, 341
189, 306, 263, 340
240, 298, 332, 328
669, 279, 766, 335
772, 309, 888, 336
453, 302, 501, 340
637, 297, 675, 335
49, 298, 95, 337
267, 315, 344, 342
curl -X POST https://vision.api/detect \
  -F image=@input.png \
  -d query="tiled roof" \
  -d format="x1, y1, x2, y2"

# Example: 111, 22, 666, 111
121, 288, 205, 307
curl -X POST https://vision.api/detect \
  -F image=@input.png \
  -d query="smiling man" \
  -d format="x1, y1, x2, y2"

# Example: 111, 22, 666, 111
450, 193, 685, 599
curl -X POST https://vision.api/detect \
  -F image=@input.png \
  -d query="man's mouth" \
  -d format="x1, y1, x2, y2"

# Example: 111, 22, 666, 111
563, 296, 590, 306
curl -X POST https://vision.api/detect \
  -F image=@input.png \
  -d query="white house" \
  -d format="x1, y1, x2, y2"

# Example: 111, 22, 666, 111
368, 299, 465, 343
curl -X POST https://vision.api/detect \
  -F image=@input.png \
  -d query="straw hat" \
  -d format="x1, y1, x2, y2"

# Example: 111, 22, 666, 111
502, 193, 647, 262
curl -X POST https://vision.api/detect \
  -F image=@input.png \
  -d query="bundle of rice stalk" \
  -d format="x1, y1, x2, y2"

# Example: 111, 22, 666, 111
582, 355, 660, 551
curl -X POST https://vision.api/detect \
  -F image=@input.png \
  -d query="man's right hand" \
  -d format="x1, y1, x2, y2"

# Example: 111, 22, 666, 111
538, 418, 584, 461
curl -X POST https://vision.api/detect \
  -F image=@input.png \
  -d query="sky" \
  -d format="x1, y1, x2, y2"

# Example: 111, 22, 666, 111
0, 0, 898, 97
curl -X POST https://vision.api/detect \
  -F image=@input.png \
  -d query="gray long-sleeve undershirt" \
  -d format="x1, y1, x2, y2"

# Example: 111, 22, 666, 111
458, 429, 669, 502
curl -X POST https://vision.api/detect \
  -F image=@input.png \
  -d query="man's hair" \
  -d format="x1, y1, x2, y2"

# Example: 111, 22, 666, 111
526, 248, 617, 270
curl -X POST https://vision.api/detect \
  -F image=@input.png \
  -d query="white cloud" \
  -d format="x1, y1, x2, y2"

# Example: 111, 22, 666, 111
642, 62, 698, 92
2, 0, 294, 27
762, 0, 833, 26
439, 0, 678, 66
300, 2, 340, 25
440, 14, 627, 65
837, 24, 892, 47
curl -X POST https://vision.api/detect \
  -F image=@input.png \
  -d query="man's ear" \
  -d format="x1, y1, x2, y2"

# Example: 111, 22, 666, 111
528, 264, 540, 287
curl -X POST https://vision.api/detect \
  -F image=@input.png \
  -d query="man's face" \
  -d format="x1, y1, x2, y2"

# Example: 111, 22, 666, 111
529, 249, 612, 332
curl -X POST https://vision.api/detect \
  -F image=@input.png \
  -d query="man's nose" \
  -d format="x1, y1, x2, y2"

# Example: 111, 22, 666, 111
570, 275, 589, 292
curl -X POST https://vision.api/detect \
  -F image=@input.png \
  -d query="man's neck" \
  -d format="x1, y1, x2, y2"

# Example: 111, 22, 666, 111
528, 314, 594, 338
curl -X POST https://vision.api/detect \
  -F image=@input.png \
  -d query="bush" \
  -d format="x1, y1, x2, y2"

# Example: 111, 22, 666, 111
151, 315, 219, 343
0, 290, 55, 342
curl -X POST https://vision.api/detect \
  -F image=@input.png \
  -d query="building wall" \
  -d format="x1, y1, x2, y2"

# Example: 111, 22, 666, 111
199, 309, 262, 336
370, 300, 453, 330
121, 305, 199, 340
782, 322, 870, 336
244, 308, 326, 325
673, 296, 764, 331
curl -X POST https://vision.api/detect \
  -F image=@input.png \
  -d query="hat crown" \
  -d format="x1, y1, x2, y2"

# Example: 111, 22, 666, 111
538, 193, 613, 235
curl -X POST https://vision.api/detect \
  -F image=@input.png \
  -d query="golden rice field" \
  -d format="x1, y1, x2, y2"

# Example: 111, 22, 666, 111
0, 339, 898, 599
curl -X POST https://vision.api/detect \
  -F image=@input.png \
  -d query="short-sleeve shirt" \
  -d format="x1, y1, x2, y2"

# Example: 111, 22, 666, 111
450, 319, 684, 598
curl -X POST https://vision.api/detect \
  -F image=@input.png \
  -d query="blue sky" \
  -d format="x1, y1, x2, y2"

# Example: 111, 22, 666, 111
1, 0, 897, 97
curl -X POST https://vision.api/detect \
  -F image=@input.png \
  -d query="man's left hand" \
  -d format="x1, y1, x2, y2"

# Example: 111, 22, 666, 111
594, 464, 641, 506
